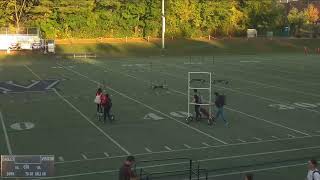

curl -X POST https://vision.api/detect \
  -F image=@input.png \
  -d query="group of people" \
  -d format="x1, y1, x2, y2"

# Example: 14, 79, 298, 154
94, 88, 113, 122
118, 157, 319, 180
193, 89, 228, 126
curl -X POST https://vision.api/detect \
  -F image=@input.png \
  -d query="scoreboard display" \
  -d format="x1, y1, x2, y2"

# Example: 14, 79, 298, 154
1, 155, 54, 178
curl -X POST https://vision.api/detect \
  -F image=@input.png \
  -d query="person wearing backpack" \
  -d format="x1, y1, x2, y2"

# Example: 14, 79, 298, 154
214, 92, 228, 127
307, 159, 320, 180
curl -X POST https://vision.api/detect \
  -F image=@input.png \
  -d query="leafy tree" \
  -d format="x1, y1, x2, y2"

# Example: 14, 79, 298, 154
288, 7, 307, 35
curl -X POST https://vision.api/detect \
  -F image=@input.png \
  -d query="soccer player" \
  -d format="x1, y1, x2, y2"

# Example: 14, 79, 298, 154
214, 92, 228, 126
193, 94, 201, 121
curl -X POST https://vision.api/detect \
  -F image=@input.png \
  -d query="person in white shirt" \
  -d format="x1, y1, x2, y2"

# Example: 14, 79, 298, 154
306, 159, 320, 180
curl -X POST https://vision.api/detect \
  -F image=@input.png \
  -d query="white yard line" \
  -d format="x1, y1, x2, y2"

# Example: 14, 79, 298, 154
24, 64, 131, 155
53, 89, 131, 155
103, 152, 110, 157
183, 144, 191, 149
237, 139, 247, 143
58, 63, 228, 145
0, 111, 13, 154
253, 137, 262, 141
164, 146, 172, 151
81, 154, 88, 160
288, 134, 296, 138
271, 136, 280, 139
202, 142, 210, 147
145, 148, 152, 153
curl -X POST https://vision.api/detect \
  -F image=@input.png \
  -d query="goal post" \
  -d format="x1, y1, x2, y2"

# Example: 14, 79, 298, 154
187, 72, 213, 123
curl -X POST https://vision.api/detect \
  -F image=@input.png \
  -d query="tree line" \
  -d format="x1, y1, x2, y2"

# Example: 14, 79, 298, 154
0, 0, 318, 38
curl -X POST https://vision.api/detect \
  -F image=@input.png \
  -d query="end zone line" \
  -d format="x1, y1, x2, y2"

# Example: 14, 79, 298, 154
58, 63, 228, 145
24, 65, 42, 80
53, 89, 131, 155
0, 111, 13, 155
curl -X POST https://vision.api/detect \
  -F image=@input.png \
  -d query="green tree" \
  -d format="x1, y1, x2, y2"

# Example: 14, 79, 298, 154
288, 7, 307, 36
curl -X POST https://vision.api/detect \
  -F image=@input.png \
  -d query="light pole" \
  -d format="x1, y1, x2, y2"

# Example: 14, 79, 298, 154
162, 0, 165, 49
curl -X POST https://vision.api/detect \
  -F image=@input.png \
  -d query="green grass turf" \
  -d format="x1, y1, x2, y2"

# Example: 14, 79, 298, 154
0, 49, 320, 180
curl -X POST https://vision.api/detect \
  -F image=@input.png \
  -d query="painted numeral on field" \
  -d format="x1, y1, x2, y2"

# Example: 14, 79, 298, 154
144, 113, 164, 121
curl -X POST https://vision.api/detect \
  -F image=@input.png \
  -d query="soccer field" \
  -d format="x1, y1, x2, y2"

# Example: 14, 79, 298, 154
0, 53, 320, 179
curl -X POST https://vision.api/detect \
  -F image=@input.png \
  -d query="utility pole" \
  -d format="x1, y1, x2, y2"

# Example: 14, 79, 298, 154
162, 0, 165, 49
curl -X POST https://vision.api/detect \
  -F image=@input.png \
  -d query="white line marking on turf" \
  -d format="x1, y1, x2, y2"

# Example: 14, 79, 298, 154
145, 148, 152, 153
184, 144, 191, 149
55, 134, 320, 165
137, 62, 311, 136
81, 154, 88, 160
237, 139, 246, 143
0, 111, 12, 154
288, 134, 295, 138
202, 142, 210, 147
253, 137, 262, 141
24, 65, 42, 80
271, 136, 280, 139
58, 156, 64, 162
53, 89, 131, 155
58, 63, 228, 145
48, 146, 320, 179
164, 146, 172, 151
104, 152, 110, 157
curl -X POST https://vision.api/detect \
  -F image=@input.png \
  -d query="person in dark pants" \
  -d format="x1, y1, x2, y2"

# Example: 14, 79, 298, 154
244, 173, 253, 180
103, 94, 112, 122
119, 156, 138, 180
194, 94, 201, 121
214, 92, 228, 126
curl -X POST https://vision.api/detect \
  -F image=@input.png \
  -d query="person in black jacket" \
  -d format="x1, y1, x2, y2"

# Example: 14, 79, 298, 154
214, 92, 228, 126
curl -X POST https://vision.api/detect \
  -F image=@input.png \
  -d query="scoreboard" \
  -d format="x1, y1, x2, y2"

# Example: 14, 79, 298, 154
1, 155, 54, 178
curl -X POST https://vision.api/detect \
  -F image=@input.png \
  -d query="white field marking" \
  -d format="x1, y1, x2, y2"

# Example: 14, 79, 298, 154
0, 111, 13, 155
24, 63, 129, 155
58, 156, 64, 162
226, 107, 310, 136
55, 134, 320, 165
98, 61, 312, 136
45, 80, 60, 90
237, 139, 246, 143
145, 148, 152, 153
58, 63, 228, 145
164, 146, 172, 151
24, 65, 42, 80
222, 62, 320, 86
191, 163, 307, 180
81, 154, 88, 160
103, 152, 110, 157
240, 61, 261, 63
288, 134, 296, 138
183, 144, 191, 149
53, 89, 131, 155
166, 61, 320, 105
253, 137, 262, 141
48, 146, 320, 179
202, 142, 210, 147
6, 80, 40, 89
271, 136, 280, 139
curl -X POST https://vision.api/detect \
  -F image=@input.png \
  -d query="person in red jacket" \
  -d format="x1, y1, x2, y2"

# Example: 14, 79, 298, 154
100, 93, 112, 123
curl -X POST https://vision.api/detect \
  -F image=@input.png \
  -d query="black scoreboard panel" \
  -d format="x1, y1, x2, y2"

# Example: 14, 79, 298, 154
1, 155, 54, 178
